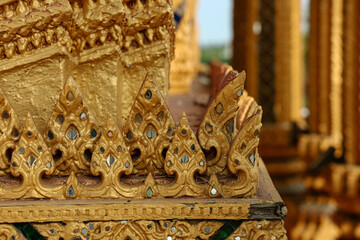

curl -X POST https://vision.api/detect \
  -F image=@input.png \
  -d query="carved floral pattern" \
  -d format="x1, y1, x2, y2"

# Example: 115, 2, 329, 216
33, 220, 223, 240
87, 115, 135, 198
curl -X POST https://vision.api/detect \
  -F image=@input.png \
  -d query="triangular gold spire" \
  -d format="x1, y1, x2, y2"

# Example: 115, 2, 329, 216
87, 114, 134, 198
44, 76, 101, 175
162, 113, 206, 197
123, 73, 176, 175
0, 86, 23, 176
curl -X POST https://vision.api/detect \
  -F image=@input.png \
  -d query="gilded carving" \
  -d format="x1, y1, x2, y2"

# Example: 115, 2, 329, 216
197, 69, 245, 174
88, 115, 135, 198
44, 76, 101, 175
0, 68, 262, 200
162, 113, 207, 197
34, 220, 223, 240
0, 87, 23, 176
227, 220, 287, 240
123, 73, 176, 175
205, 94, 262, 198
0, 224, 26, 240
2, 114, 61, 199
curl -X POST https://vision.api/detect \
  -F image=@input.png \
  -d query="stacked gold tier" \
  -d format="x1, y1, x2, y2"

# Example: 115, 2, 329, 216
0, 0, 175, 131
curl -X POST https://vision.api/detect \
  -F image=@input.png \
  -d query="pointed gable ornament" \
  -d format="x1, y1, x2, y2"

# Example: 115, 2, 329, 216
123, 73, 176, 175
44, 76, 101, 175
163, 113, 207, 197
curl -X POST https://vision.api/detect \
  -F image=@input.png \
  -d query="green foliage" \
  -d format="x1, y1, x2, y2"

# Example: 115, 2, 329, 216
201, 44, 231, 64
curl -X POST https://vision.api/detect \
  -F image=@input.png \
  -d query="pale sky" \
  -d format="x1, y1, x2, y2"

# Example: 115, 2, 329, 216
198, 0, 310, 46
198, 0, 233, 46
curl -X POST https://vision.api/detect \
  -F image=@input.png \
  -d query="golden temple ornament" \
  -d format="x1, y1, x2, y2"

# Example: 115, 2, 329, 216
162, 113, 207, 197
44, 76, 101, 175
0, 0, 287, 238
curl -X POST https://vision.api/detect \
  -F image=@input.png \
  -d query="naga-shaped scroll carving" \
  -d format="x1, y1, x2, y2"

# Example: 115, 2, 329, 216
44, 76, 101, 175
123, 73, 176, 175
206, 93, 262, 198
227, 94, 262, 197
197, 70, 245, 174
0, 86, 22, 176
2, 114, 61, 199
162, 113, 207, 197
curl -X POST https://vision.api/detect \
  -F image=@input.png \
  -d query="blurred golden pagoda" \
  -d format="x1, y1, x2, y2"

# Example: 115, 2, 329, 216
169, 0, 200, 94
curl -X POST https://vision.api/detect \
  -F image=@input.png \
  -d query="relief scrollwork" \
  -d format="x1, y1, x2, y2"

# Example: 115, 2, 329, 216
123, 73, 176, 175
162, 113, 207, 197
33, 220, 223, 240
1, 114, 61, 199
0, 87, 23, 176
197, 70, 246, 174
44, 76, 101, 175
0, 224, 26, 240
226, 220, 287, 240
